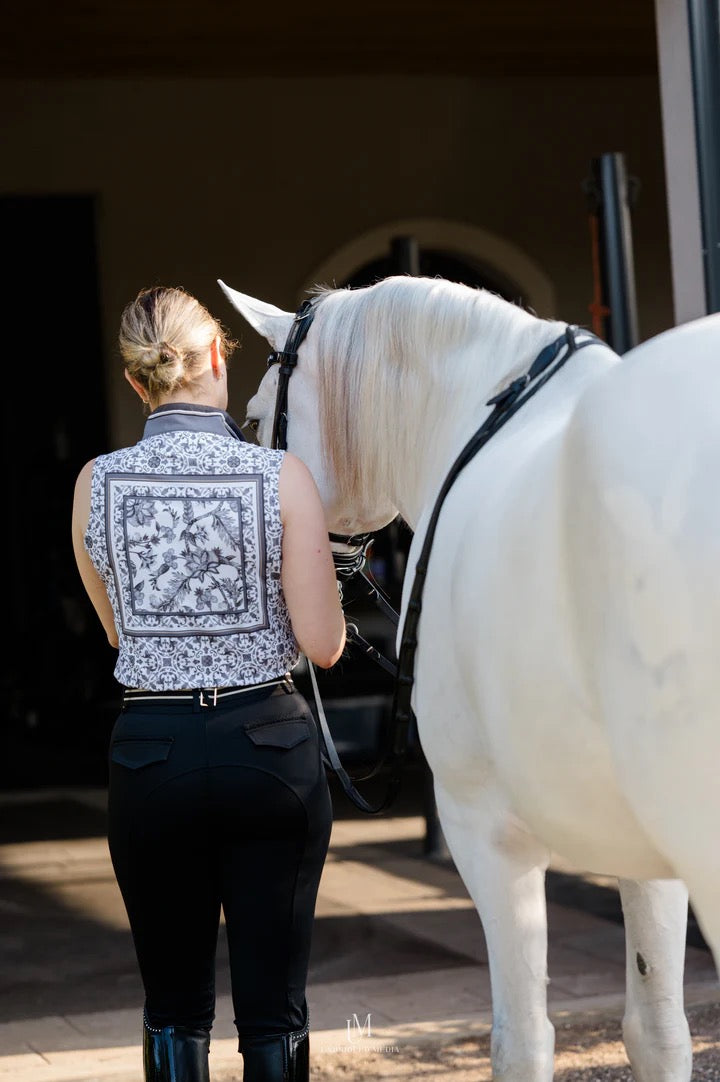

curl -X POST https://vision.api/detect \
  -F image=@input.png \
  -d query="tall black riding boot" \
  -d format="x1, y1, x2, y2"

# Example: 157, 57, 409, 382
143, 1012, 211, 1081
239, 1018, 309, 1082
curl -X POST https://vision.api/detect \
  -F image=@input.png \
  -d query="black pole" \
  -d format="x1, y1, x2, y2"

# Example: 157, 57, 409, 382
589, 153, 640, 353
687, 0, 720, 314
391, 235, 420, 277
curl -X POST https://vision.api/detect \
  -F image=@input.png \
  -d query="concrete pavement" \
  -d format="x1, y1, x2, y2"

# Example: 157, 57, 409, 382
0, 785, 717, 1081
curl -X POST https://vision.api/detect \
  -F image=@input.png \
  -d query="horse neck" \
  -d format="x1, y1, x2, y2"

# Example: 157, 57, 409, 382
385, 318, 567, 528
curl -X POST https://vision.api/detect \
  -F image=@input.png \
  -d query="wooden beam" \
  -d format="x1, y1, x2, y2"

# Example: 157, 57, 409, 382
1, 1, 658, 78
654, 0, 706, 323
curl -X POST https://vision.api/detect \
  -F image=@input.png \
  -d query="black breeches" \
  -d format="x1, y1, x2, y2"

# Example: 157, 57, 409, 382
106, 684, 332, 1038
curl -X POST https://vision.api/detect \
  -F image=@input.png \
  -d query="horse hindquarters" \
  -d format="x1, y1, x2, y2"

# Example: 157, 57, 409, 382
563, 319, 720, 975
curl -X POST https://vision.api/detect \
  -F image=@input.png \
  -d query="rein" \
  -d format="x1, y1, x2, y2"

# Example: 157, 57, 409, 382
390, 324, 602, 760
267, 299, 602, 814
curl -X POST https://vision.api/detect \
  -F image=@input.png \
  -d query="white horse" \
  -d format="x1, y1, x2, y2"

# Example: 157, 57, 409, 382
219, 273, 720, 1082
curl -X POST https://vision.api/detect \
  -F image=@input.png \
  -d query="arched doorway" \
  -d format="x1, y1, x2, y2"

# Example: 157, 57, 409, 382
301, 217, 555, 316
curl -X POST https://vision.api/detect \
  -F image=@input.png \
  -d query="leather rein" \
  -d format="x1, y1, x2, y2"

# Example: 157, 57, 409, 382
266, 296, 602, 814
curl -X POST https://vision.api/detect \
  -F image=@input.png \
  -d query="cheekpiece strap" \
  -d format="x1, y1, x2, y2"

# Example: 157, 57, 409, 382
268, 298, 316, 450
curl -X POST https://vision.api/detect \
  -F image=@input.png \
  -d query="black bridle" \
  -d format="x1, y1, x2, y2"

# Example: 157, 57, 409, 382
266, 296, 604, 814
266, 296, 402, 812
267, 299, 380, 559
267, 298, 316, 454
266, 298, 393, 634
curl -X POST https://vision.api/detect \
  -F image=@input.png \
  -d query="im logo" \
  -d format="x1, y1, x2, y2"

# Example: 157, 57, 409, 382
346, 1013, 372, 1042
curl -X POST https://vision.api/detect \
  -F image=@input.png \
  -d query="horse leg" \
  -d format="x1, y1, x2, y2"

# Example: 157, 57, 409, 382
619, 878, 692, 1082
677, 880, 720, 977
434, 781, 554, 1082
637, 830, 720, 979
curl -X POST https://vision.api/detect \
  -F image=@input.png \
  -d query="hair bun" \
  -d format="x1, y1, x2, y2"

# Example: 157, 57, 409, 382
119, 285, 237, 408
157, 342, 182, 366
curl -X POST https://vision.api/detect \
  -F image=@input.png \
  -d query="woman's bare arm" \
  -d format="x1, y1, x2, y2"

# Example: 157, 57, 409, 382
279, 454, 346, 668
71, 460, 119, 649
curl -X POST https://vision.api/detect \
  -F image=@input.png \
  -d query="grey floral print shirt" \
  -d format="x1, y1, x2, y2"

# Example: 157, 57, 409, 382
84, 405, 299, 690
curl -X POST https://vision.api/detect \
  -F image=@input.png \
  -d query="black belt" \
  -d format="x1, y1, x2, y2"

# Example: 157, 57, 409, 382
123, 675, 294, 708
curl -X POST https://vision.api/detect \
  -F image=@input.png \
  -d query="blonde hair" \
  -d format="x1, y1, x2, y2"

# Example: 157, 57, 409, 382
119, 286, 237, 406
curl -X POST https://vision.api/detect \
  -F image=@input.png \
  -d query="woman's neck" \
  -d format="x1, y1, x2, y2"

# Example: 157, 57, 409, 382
152, 387, 228, 411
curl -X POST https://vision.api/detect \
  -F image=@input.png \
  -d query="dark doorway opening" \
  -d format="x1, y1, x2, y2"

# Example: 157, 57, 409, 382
343, 245, 524, 302
0, 196, 119, 790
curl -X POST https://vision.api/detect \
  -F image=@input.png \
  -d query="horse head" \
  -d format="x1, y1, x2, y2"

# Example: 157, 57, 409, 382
219, 274, 576, 534
218, 279, 399, 536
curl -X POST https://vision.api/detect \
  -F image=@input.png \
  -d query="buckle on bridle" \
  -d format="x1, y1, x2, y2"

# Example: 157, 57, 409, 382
199, 687, 218, 707
330, 534, 372, 579
267, 349, 298, 371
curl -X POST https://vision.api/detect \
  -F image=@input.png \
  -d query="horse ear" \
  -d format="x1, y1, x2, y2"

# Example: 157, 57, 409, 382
217, 280, 294, 350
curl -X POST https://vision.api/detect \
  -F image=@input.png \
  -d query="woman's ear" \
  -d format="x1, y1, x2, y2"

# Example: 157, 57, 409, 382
124, 369, 149, 403
210, 335, 224, 380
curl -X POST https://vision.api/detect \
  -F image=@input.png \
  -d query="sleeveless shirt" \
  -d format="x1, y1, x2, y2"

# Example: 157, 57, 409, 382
84, 403, 299, 690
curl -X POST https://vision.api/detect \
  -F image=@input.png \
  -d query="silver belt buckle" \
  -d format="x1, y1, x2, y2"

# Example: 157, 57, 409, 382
281, 673, 295, 694
199, 687, 218, 707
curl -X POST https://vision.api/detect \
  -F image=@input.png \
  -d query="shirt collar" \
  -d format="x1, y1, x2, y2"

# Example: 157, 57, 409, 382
142, 402, 247, 442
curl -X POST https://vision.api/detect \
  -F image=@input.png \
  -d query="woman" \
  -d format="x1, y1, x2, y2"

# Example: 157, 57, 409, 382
71, 285, 345, 1082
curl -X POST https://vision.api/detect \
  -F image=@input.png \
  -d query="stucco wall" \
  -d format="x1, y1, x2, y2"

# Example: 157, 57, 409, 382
3, 75, 671, 448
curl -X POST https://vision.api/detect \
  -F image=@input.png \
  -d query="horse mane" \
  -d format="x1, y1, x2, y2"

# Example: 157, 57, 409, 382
312, 275, 558, 513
